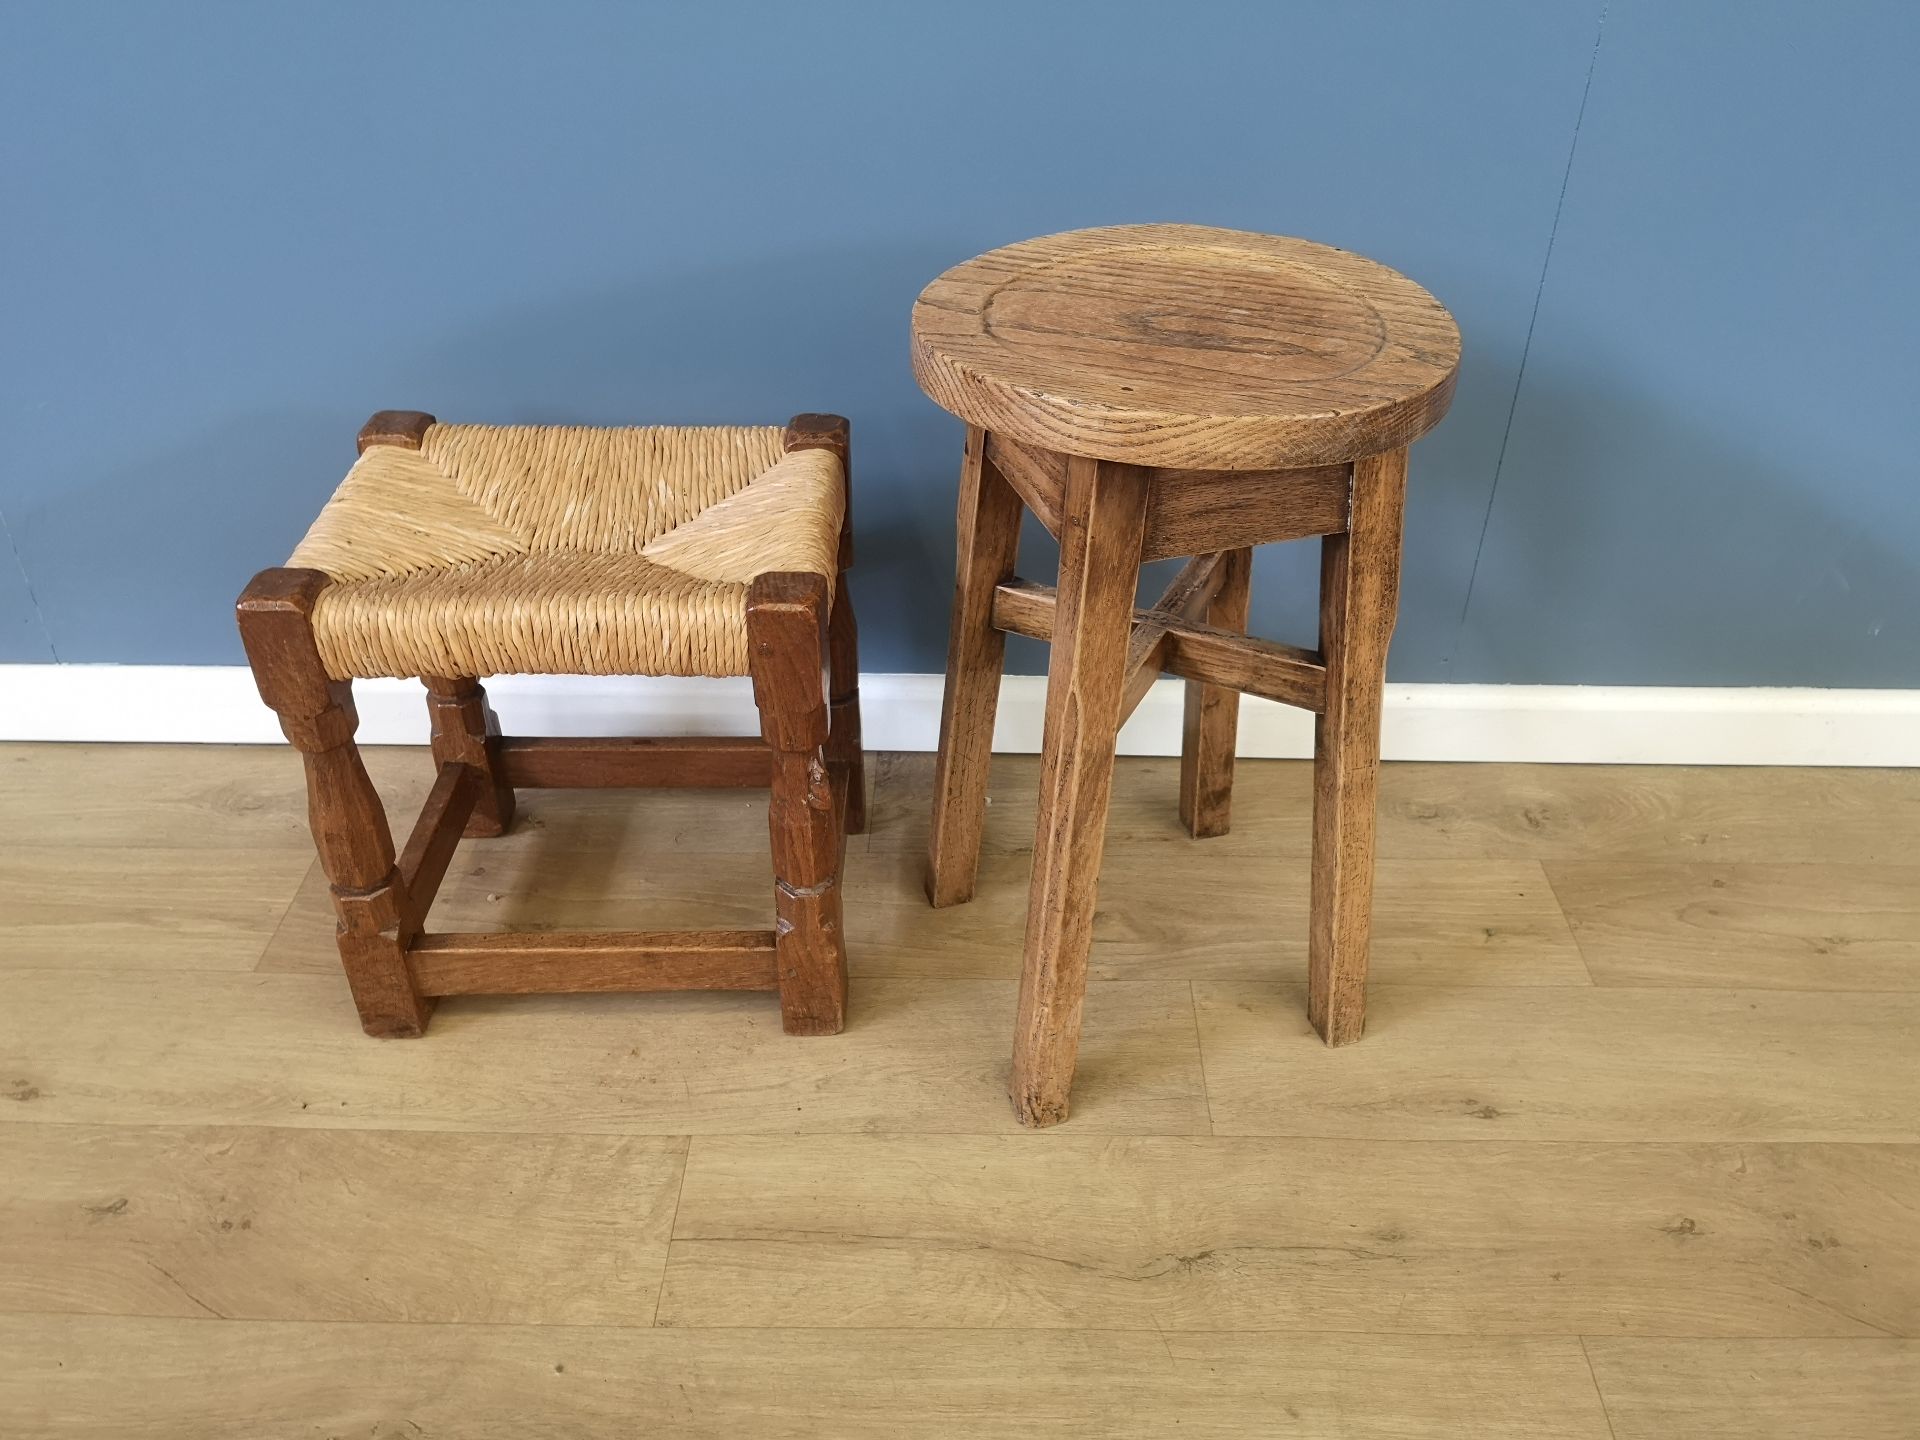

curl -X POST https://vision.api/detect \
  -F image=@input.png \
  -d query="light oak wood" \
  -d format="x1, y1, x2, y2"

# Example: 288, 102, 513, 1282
0, 969, 1209, 1135
0, 845, 312, 971
844, 851, 1588, 984
912, 224, 1460, 469
1368, 761, 1920, 863
1195, 981, 1920, 1141
1309, 446, 1409, 1044
0, 1317, 1616, 1439
257, 848, 783, 975
1583, 1338, 1920, 1440
4, 746, 1920, 1434
1547, 862, 1920, 989
1010, 455, 1153, 1126
981, 430, 1064, 537
264, 839, 1589, 987
663, 1135, 1917, 1336
0, 1125, 685, 1324
827, 752, 1920, 866
926, 425, 1027, 908
1139, 460, 1351, 560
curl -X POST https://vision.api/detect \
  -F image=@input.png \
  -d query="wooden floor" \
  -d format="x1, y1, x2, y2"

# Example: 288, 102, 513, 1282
2, 743, 1917, 1437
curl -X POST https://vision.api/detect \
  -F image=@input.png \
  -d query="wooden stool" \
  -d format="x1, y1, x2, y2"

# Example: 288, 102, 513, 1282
238, 412, 864, 1038
914, 225, 1460, 1125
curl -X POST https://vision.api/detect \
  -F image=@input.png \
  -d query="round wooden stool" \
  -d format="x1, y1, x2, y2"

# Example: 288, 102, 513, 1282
912, 224, 1461, 1126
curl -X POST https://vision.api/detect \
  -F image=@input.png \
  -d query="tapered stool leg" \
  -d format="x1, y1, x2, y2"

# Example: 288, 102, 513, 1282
1179, 545, 1254, 837
1308, 448, 1408, 1045
238, 568, 431, 1038
927, 426, 1025, 907
1009, 456, 1152, 1127
748, 572, 848, 1036
424, 676, 515, 837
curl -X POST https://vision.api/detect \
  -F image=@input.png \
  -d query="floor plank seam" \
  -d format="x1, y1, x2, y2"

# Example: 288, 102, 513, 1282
0, 1309, 1907, 1344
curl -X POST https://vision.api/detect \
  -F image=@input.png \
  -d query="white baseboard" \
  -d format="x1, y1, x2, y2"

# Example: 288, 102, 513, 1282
1, 664, 1914, 765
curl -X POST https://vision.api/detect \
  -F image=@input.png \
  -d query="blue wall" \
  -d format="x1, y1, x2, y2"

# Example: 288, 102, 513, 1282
2, 1, 1913, 685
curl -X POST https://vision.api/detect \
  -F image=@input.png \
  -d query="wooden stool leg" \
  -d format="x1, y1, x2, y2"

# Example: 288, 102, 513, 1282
926, 426, 1025, 907
748, 572, 848, 1036
424, 677, 516, 837
237, 569, 430, 1038
1009, 457, 1152, 1127
785, 412, 865, 835
1308, 449, 1408, 1046
1178, 545, 1253, 838
827, 577, 867, 835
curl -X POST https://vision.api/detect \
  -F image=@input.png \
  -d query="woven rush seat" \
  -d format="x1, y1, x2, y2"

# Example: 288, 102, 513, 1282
237, 410, 864, 1043
290, 418, 845, 680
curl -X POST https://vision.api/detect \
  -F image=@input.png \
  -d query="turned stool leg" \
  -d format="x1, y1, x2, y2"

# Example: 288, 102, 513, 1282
1010, 456, 1152, 1126
238, 569, 431, 1038
1179, 545, 1254, 838
424, 677, 516, 837
927, 426, 1025, 907
748, 572, 848, 1035
1308, 449, 1408, 1045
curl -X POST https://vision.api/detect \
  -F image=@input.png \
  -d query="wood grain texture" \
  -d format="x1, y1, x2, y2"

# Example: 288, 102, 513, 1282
0, 1317, 1615, 1439
237, 568, 431, 1038
662, 1135, 1917, 1336
0, 969, 1209, 1135
1547, 862, 1920, 989
1119, 551, 1224, 722
0, 845, 312, 971
1180, 546, 1253, 837
408, 929, 780, 995
0, 1125, 686, 1324
852, 851, 1588, 984
748, 572, 847, 1035
1583, 1339, 1920, 1440
257, 847, 784, 975
926, 425, 1026, 908
981, 430, 1064, 537
1196, 982, 1920, 1141
870, 754, 1920, 866
1140, 460, 1350, 560
495, 735, 774, 789
423, 675, 514, 835
912, 224, 1460, 469
1309, 447, 1408, 1043
1010, 456, 1152, 1126
394, 760, 477, 920
991, 580, 1326, 711
5, 746, 1920, 1433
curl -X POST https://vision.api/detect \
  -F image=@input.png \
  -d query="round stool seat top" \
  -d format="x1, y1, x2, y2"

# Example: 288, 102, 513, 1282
911, 224, 1460, 470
